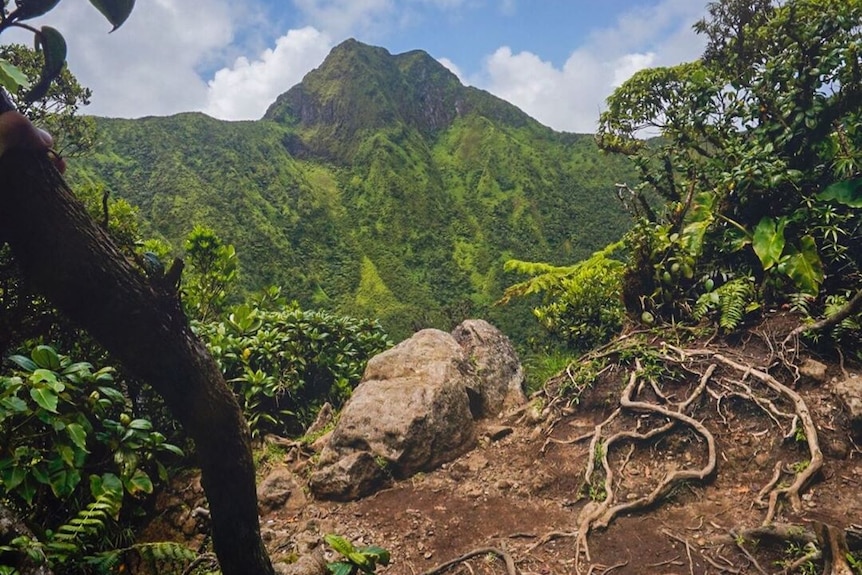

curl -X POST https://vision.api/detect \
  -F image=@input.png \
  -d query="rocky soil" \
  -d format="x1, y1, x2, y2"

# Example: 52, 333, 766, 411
143, 315, 862, 575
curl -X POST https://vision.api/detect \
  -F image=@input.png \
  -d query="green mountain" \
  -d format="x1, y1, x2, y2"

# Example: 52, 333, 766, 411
71, 39, 636, 341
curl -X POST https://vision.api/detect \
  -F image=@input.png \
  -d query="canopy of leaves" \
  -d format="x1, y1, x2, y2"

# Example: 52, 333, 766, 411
595, 0, 862, 328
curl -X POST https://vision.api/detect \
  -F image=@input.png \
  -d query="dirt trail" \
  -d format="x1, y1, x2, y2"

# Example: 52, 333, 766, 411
147, 320, 862, 575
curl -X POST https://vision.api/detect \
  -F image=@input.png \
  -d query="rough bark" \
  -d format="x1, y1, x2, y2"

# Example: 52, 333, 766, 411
0, 149, 274, 575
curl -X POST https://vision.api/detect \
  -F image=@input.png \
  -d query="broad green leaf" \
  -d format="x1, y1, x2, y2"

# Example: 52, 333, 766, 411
66, 423, 88, 452
1, 466, 26, 491
30, 369, 58, 386
324, 534, 356, 557
124, 469, 153, 495
326, 562, 353, 575
29, 387, 58, 413
13, 0, 62, 20
1, 396, 29, 413
127, 418, 152, 431
31, 345, 61, 370
18, 478, 36, 505
62, 362, 93, 376
817, 178, 862, 207
8, 355, 38, 372
96, 385, 126, 404
158, 443, 185, 457
0, 59, 29, 92
783, 236, 824, 296
359, 546, 390, 565
88, 0, 135, 31
752, 217, 786, 270
24, 26, 67, 103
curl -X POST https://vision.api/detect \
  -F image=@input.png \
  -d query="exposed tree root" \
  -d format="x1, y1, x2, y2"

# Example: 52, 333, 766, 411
689, 350, 824, 522
420, 546, 519, 575
534, 327, 837, 575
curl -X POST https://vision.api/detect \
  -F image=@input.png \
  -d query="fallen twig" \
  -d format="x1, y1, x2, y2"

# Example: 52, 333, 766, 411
421, 547, 518, 575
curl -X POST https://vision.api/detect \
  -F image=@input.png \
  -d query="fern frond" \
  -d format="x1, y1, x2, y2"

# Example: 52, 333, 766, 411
46, 487, 123, 560
499, 241, 624, 306
694, 276, 756, 330
86, 542, 199, 575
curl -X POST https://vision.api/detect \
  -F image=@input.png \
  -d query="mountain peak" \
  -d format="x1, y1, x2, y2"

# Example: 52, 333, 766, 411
262, 39, 538, 160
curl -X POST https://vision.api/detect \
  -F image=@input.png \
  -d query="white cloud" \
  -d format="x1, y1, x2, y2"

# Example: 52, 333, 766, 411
473, 0, 706, 132
292, 0, 393, 39
204, 27, 333, 120
22, 0, 240, 118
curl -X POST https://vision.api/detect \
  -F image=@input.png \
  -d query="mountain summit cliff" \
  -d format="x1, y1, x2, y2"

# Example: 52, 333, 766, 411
263, 39, 542, 160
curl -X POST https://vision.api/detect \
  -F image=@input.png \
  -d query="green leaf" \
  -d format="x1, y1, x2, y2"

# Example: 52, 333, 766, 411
96, 386, 126, 404
752, 217, 786, 270
66, 423, 88, 452
158, 443, 185, 457
0, 59, 30, 92
783, 236, 824, 296
88, 0, 135, 31
2, 466, 27, 491
8, 355, 38, 372
359, 546, 390, 566
324, 534, 356, 557
13, 0, 62, 20
326, 562, 354, 575
817, 178, 862, 207
31, 345, 61, 371
29, 387, 58, 413
1, 396, 29, 413
24, 26, 67, 103
127, 418, 152, 431
124, 469, 153, 495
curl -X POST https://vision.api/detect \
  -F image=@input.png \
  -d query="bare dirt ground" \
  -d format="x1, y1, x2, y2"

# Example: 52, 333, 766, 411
146, 313, 862, 575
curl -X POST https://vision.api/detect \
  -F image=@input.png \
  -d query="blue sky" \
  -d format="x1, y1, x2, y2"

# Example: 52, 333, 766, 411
7, 0, 710, 133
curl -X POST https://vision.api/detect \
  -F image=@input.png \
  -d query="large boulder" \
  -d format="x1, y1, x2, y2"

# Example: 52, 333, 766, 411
452, 319, 526, 417
309, 322, 525, 500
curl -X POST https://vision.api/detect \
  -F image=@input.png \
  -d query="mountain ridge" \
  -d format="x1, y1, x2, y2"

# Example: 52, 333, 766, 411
71, 39, 636, 341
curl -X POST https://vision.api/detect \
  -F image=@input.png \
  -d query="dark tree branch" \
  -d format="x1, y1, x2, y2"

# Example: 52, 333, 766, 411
0, 146, 273, 575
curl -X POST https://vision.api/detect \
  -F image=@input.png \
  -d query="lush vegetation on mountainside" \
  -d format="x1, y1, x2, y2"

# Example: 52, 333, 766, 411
68, 41, 636, 343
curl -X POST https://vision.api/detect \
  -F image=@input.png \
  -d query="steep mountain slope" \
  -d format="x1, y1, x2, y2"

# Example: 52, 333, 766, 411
71, 39, 635, 341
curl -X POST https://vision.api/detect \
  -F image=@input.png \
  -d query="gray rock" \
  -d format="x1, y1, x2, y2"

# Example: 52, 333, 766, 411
452, 319, 527, 416
308, 451, 387, 501
834, 375, 862, 441
257, 467, 307, 514
309, 322, 525, 500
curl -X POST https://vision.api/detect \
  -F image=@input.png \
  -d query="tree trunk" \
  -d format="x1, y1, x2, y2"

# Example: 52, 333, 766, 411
0, 150, 274, 575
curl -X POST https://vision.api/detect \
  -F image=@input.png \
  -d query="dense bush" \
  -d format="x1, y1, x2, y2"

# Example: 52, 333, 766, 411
501, 242, 626, 353
194, 289, 392, 437
0, 346, 182, 571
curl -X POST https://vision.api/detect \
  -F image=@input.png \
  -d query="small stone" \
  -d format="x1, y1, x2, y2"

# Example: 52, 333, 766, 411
800, 359, 828, 383
484, 425, 514, 442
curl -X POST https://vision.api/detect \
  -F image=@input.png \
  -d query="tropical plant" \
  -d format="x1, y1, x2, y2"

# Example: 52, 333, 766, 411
0, 345, 183, 572
595, 0, 862, 332
195, 290, 391, 436
323, 534, 390, 575
500, 242, 626, 352
183, 225, 239, 322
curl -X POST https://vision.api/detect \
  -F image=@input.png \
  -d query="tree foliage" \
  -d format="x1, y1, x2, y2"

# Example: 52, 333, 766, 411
595, 0, 862, 332
0, 43, 96, 156
195, 288, 392, 437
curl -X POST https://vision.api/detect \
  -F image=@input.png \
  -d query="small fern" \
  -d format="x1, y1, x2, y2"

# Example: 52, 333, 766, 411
87, 541, 200, 574
694, 276, 758, 330
46, 486, 123, 561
